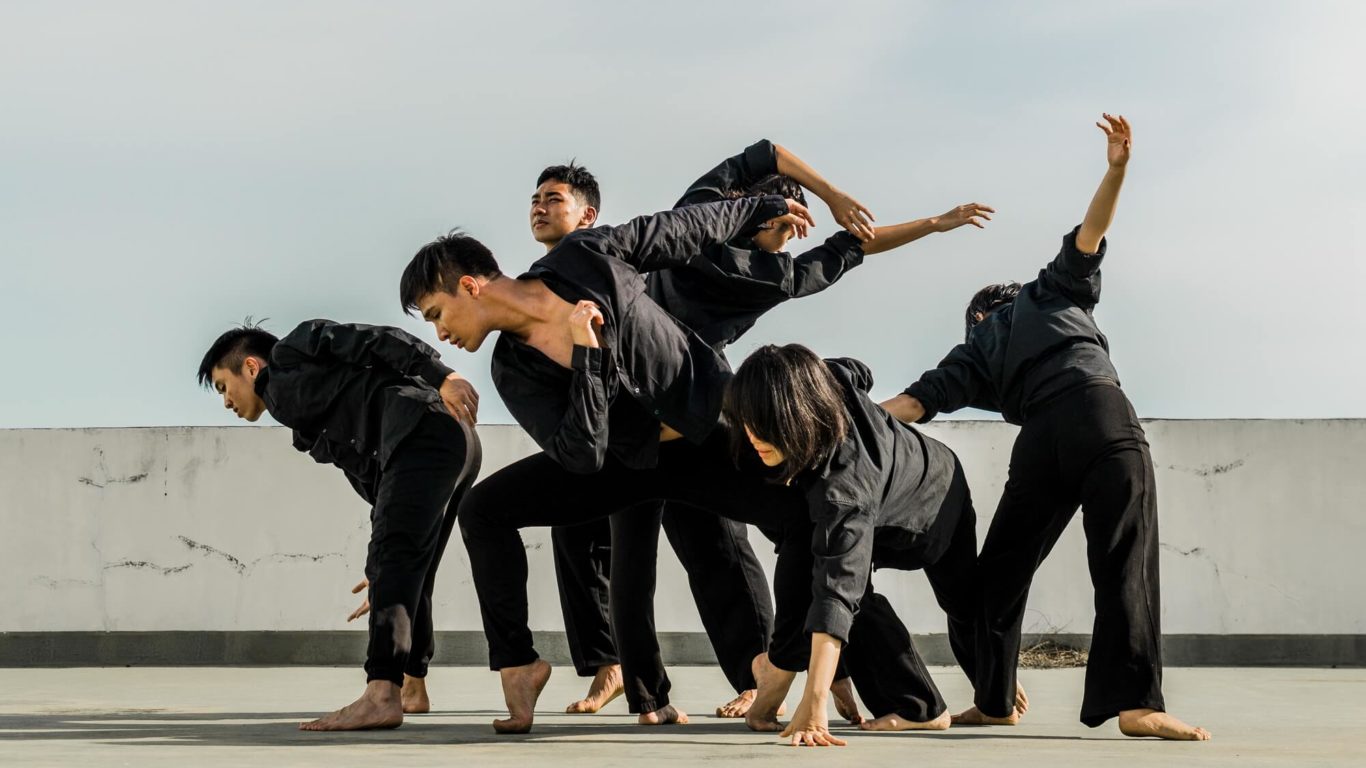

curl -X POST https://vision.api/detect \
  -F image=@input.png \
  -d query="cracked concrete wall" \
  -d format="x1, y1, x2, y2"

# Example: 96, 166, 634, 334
3, 421, 1363, 634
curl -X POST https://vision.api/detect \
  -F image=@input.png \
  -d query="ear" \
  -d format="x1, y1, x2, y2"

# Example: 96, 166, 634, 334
973, 311, 986, 322
459, 274, 482, 298
243, 357, 261, 378
579, 206, 598, 228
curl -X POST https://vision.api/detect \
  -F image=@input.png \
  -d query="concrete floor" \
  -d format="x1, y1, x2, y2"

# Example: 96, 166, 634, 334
1, 666, 1363, 767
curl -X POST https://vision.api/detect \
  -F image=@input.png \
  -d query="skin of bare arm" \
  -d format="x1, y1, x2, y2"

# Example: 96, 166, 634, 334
779, 633, 848, 747
1076, 113, 1132, 253
878, 393, 926, 424
861, 203, 995, 256
774, 143, 876, 241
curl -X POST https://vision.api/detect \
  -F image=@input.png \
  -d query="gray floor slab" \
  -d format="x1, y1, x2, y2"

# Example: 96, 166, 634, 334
1, 666, 1363, 767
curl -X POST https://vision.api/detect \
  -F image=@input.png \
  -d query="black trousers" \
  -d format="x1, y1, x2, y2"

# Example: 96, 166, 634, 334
363, 413, 481, 685
458, 430, 799, 712
974, 382, 1164, 726
770, 461, 980, 722
552, 503, 773, 694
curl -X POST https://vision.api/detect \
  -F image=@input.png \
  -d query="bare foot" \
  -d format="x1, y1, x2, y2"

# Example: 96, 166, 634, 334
746, 653, 795, 733
951, 705, 1019, 726
1118, 709, 1211, 741
831, 677, 864, 725
859, 709, 951, 731
493, 659, 552, 734
1015, 682, 1029, 716
638, 704, 689, 725
716, 689, 756, 718
299, 680, 403, 731
565, 664, 624, 714
401, 674, 430, 714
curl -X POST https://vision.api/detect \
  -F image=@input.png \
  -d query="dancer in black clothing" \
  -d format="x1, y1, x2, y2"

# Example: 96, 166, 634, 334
882, 115, 1210, 741
196, 320, 481, 731
402, 194, 811, 732
723, 344, 1014, 746
530, 146, 994, 719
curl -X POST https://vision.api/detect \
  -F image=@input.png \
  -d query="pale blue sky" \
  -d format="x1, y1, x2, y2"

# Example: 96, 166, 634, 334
2, 0, 1361, 428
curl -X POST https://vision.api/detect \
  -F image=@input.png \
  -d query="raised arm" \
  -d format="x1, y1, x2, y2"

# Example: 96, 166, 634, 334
1075, 113, 1131, 254
674, 139, 780, 208
774, 144, 876, 242
593, 196, 811, 273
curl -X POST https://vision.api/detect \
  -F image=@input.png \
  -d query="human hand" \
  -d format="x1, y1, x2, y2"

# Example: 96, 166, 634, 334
1097, 112, 1132, 168
780, 693, 847, 747
346, 579, 370, 622
934, 202, 995, 232
440, 372, 479, 424
823, 189, 876, 242
569, 300, 605, 349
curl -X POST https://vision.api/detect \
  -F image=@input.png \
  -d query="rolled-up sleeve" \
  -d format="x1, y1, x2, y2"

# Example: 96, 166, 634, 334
674, 139, 779, 208
1038, 224, 1107, 309
805, 499, 874, 643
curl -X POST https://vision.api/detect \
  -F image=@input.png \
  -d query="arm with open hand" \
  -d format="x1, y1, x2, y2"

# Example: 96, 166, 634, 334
1076, 113, 1132, 254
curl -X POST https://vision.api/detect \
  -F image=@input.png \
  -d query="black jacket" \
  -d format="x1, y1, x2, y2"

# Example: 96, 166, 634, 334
905, 226, 1121, 425
795, 358, 960, 643
256, 319, 454, 502
646, 139, 866, 350
491, 195, 789, 474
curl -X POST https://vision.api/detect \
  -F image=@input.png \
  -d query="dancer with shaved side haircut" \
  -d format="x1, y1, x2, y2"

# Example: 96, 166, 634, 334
197, 319, 481, 731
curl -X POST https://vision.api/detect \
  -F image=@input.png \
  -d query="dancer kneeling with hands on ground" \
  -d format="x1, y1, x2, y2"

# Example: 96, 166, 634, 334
722, 344, 1024, 746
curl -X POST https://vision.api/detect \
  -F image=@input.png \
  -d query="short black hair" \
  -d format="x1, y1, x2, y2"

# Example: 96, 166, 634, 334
723, 344, 847, 485
728, 173, 807, 207
537, 162, 601, 211
965, 282, 1022, 339
197, 319, 278, 389
400, 229, 502, 315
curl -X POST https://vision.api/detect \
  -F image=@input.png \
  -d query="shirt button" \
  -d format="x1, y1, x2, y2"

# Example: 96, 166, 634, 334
349, 439, 356, 445
633, 387, 641, 394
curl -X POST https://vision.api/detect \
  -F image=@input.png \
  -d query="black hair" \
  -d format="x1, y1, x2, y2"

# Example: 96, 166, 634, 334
727, 173, 807, 207
537, 162, 602, 211
400, 229, 503, 314
965, 282, 1022, 339
197, 318, 278, 389
722, 344, 847, 485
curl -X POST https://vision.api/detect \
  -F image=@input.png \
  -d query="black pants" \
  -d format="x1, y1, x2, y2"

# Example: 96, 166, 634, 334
552, 503, 773, 694
770, 461, 980, 722
459, 431, 800, 712
363, 413, 481, 685
974, 382, 1164, 726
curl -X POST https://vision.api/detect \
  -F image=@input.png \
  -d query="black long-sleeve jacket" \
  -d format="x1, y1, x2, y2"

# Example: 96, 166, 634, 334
645, 139, 866, 350
491, 195, 789, 474
254, 319, 454, 502
794, 358, 960, 643
905, 226, 1121, 425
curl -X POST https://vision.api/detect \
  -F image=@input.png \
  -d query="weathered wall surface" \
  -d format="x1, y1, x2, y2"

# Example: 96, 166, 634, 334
4, 421, 1363, 643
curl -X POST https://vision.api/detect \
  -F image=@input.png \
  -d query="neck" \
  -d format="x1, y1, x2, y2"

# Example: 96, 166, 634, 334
482, 275, 561, 341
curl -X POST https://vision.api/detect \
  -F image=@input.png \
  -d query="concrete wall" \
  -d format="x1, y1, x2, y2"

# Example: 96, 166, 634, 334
3, 420, 1364, 662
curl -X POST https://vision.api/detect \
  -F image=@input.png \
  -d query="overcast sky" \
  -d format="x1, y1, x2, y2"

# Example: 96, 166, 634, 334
2, 0, 1361, 428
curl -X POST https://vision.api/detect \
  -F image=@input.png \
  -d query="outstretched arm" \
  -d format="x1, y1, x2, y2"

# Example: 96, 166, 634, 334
774, 144, 877, 242
1076, 113, 1131, 253
861, 202, 995, 255
596, 196, 813, 273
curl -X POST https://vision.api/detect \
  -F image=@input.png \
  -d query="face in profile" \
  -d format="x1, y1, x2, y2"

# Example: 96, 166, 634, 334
530, 181, 596, 245
744, 425, 787, 468
417, 279, 492, 353
212, 360, 267, 421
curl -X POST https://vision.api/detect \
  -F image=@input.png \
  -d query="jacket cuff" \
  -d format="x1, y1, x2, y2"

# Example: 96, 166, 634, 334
745, 139, 779, 177
805, 598, 855, 645
419, 359, 455, 390
571, 345, 606, 373
903, 382, 939, 423
1061, 224, 1106, 267
831, 230, 866, 267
